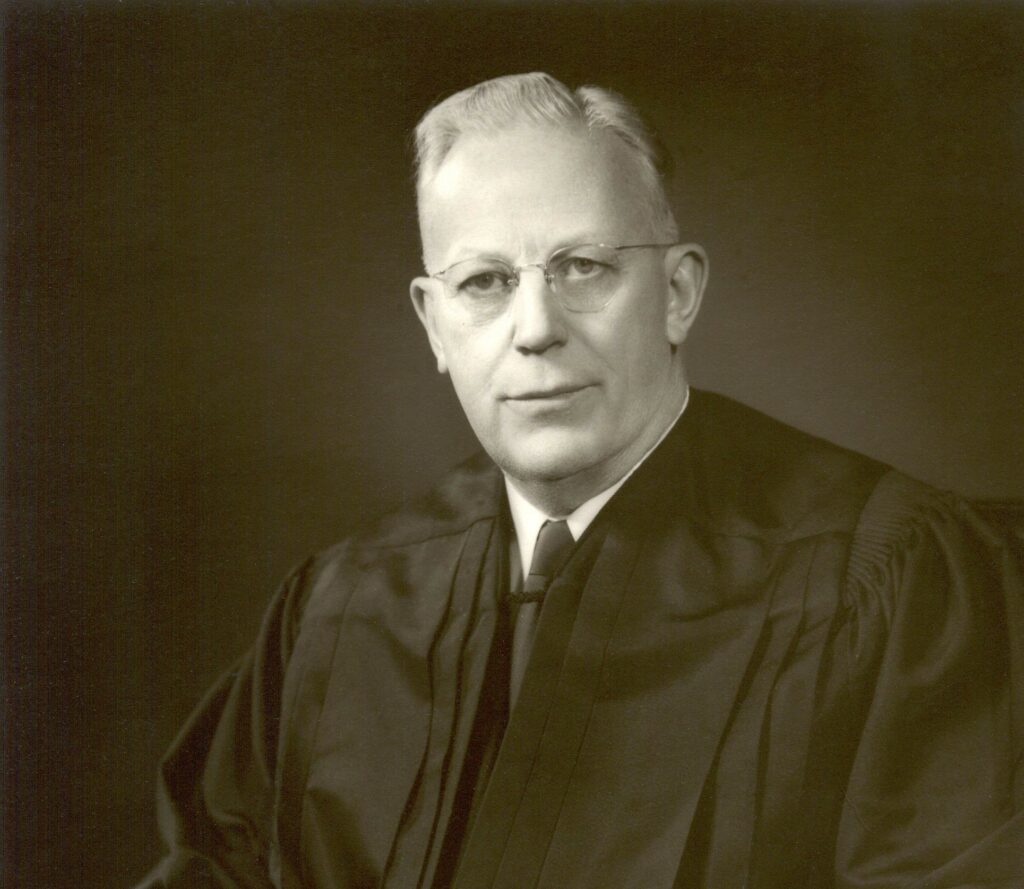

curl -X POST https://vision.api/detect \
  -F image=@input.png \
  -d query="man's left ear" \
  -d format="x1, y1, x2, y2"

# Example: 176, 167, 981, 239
663, 243, 709, 346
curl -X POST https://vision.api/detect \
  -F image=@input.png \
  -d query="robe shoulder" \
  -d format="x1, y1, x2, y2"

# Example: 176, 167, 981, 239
844, 467, 1024, 627
650, 390, 890, 540
342, 449, 502, 553
290, 450, 504, 623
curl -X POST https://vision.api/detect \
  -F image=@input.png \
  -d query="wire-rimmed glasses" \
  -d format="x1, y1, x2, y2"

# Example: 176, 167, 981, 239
429, 242, 676, 321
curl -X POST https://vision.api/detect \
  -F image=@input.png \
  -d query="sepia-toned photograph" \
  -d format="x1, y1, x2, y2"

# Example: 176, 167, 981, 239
5, 3, 1023, 887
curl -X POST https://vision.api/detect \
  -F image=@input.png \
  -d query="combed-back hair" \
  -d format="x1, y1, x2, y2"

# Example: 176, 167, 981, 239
413, 72, 679, 241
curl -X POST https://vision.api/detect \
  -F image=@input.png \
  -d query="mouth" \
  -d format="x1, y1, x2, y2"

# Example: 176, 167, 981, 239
501, 384, 596, 415
505, 383, 592, 401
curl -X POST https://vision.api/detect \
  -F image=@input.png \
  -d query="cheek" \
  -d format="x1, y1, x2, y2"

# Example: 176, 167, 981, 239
598, 312, 662, 375
598, 317, 672, 406
441, 331, 500, 408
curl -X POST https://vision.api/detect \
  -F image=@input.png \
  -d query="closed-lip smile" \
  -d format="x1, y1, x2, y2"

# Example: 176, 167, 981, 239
505, 384, 591, 401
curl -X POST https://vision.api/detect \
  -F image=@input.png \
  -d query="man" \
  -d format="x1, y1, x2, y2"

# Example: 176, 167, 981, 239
140, 73, 1023, 888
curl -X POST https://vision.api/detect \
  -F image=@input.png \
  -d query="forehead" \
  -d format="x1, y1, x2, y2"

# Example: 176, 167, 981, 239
419, 123, 652, 265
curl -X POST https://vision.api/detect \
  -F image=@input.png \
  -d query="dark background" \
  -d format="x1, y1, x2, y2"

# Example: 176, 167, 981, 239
4, 3, 1023, 886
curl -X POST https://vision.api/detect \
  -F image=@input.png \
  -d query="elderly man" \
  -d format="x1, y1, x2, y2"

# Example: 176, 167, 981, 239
140, 73, 1023, 888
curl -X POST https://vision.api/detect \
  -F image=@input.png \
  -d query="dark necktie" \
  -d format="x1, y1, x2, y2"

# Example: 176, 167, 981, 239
508, 519, 575, 708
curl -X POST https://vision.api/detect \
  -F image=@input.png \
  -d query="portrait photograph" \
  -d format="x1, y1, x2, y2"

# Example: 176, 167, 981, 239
4, 3, 1023, 887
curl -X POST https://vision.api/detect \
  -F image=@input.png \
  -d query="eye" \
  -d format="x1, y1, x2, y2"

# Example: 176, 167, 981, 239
458, 270, 511, 297
558, 254, 610, 280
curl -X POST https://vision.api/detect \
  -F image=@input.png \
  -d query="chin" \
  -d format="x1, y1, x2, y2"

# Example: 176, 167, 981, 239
491, 433, 606, 485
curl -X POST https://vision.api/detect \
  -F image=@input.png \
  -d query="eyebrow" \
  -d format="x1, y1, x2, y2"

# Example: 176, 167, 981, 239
444, 234, 617, 265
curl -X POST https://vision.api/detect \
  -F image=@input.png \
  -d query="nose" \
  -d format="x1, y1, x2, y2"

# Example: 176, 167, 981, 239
510, 265, 567, 354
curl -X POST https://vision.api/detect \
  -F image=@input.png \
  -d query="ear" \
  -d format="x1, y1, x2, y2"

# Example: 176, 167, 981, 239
410, 277, 449, 374
663, 243, 708, 346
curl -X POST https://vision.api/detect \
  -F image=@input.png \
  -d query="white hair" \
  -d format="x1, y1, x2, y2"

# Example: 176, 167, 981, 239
413, 72, 679, 241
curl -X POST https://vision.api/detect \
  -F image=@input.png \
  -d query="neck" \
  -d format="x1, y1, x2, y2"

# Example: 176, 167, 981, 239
508, 378, 688, 516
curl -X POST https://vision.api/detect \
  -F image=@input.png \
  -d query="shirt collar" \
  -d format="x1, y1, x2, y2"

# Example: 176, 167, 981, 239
505, 386, 689, 572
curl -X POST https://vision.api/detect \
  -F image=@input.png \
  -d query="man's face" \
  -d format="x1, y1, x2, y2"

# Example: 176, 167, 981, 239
411, 123, 705, 505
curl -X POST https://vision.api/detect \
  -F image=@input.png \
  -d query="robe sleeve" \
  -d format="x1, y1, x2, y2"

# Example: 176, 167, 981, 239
838, 472, 1024, 888
134, 560, 314, 889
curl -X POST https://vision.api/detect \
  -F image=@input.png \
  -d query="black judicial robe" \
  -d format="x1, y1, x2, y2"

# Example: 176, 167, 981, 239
140, 391, 1024, 889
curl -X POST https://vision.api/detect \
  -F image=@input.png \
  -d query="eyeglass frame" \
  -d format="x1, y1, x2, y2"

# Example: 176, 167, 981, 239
427, 241, 679, 314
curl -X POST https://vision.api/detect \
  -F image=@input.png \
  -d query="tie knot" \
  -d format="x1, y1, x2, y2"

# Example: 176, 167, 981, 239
518, 519, 574, 599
